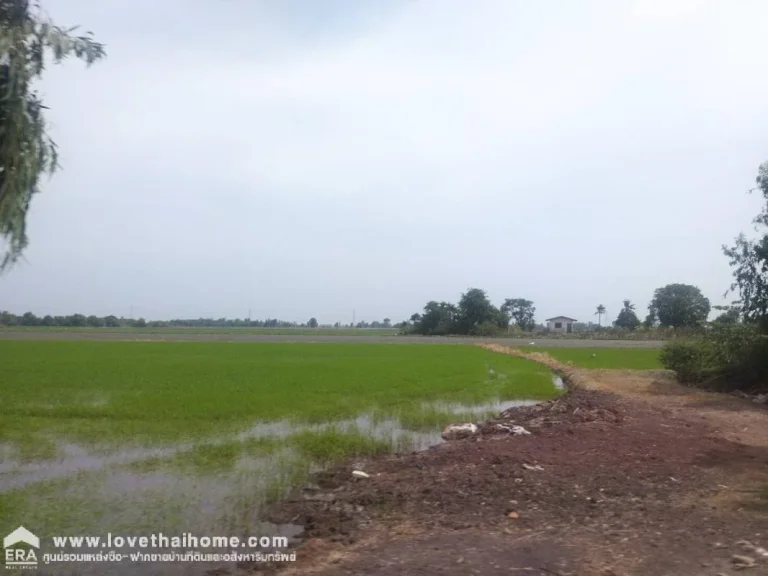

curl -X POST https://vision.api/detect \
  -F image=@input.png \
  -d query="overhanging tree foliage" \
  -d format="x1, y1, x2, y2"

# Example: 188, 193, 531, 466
712, 304, 741, 325
0, 0, 105, 269
723, 161, 768, 332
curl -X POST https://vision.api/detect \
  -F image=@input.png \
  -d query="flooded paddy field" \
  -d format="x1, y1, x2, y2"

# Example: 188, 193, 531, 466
0, 341, 562, 573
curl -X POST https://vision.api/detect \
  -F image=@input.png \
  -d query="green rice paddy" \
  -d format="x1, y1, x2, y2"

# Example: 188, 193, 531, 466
0, 341, 561, 542
0, 340, 659, 554
1, 342, 558, 446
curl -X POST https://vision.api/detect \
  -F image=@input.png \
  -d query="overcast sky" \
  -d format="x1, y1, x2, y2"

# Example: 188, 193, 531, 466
0, 0, 766, 325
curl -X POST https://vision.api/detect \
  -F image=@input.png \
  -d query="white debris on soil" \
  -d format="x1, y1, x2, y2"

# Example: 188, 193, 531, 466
495, 424, 531, 436
523, 463, 544, 471
441, 423, 479, 440
731, 554, 756, 568
736, 540, 768, 558
351, 470, 370, 479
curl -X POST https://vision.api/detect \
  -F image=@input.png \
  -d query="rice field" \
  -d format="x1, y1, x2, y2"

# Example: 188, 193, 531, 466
0, 341, 561, 566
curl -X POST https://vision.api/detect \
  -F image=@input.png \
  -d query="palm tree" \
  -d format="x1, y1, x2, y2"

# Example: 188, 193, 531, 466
616, 299, 641, 330
595, 304, 606, 327
0, 1, 106, 270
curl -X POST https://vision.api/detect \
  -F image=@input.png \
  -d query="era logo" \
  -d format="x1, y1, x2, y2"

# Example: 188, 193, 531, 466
3, 527, 39, 569
5, 548, 38, 565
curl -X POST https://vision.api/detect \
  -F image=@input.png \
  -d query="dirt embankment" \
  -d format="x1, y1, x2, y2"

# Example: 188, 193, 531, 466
236, 346, 768, 576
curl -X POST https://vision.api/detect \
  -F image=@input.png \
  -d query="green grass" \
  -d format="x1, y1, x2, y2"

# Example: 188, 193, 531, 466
0, 342, 559, 449
290, 429, 392, 463
525, 347, 662, 370
126, 436, 283, 475
0, 342, 562, 540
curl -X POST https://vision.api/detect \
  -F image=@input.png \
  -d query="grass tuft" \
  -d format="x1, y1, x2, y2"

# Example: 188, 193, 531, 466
289, 429, 392, 464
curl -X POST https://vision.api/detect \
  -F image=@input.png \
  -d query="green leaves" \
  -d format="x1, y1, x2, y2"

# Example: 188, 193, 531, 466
408, 288, 521, 336
649, 284, 711, 329
0, 1, 105, 270
501, 298, 536, 331
615, 300, 640, 330
723, 161, 768, 332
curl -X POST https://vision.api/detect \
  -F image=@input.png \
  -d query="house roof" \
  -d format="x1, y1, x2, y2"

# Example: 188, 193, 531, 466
546, 316, 577, 322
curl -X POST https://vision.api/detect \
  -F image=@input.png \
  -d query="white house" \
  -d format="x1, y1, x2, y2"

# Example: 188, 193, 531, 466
546, 316, 577, 334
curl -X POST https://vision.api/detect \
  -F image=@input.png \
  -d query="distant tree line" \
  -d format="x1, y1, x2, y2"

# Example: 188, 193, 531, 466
0, 312, 393, 329
401, 283, 723, 338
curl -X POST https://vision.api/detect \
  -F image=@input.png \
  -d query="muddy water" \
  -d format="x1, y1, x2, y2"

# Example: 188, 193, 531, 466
1, 379, 563, 576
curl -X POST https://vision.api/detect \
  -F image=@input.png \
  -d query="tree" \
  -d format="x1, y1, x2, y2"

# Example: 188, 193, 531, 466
68, 313, 86, 327
104, 315, 120, 327
86, 314, 103, 327
20, 311, 37, 325
648, 284, 711, 329
414, 301, 458, 335
723, 161, 768, 332
712, 304, 741, 325
500, 298, 536, 331
455, 288, 507, 334
595, 304, 606, 327
614, 299, 640, 330
0, 310, 16, 325
405, 288, 508, 336
382, 318, 391, 328
308, 317, 318, 328
0, 1, 106, 269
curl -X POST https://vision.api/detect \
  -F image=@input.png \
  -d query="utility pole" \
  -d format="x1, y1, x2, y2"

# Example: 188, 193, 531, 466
352, 309, 356, 327
130, 305, 133, 320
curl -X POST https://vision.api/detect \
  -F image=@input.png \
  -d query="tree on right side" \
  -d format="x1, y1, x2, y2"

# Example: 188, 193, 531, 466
723, 161, 768, 333
647, 284, 711, 329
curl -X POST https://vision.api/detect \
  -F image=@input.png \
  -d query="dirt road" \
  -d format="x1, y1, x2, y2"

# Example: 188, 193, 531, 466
0, 331, 664, 347
254, 346, 768, 576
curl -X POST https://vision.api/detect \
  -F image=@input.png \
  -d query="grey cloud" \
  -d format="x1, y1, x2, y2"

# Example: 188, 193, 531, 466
1, 0, 767, 325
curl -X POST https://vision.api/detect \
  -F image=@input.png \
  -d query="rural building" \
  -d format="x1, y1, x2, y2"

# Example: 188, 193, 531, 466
546, 316, 577, 334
